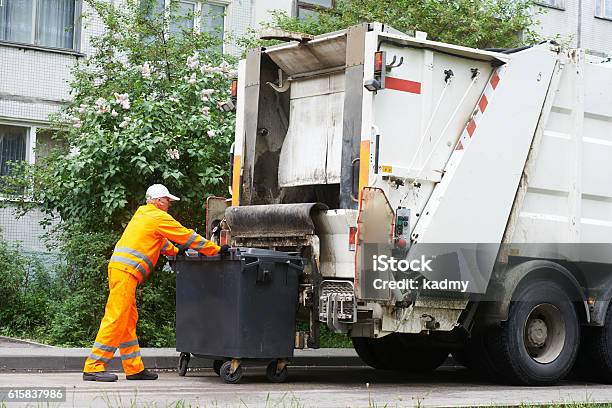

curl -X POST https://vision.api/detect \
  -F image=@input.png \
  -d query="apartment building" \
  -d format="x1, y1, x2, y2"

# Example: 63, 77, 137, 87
0, 0, 324, 254
535, 0, 612, 56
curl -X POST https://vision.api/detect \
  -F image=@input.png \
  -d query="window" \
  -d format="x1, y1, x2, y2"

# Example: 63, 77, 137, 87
297, 0, 334, 19
152, 0, 225, 42
0, 0, 79, 50
596, 0, 612, 19
0, 125, 27, 176
35, 129, 66, 164
534, 0, 565, 9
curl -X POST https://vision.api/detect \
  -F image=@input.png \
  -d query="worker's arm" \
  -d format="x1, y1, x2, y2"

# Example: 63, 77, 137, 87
158, 213, 220, 256
160, 238, 179, 256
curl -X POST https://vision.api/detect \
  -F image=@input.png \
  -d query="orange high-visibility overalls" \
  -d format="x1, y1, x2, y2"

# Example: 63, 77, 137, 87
84, 203, 220, 375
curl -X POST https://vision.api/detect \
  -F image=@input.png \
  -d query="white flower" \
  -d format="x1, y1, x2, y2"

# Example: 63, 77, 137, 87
200, 89, 215, 101
219, 61, 230, 73
141, 61, 152, 79
119, 116, 131, 128
187, 73, 197, 84
69, 147, 80, 157
200, 64, 214, 74
207, 129, 216, 138
95, 97, 106, 107
114, 92, 130, 109
111, 109, 119, 117
168, 96, 179, 103
77, 104, 88, 114
186, 53, 200, 70
96, 105, 109, 115
227, 69, 238, 78
201, 106, 210, 116
166, 148, 180, 160
73, 121, 82, 129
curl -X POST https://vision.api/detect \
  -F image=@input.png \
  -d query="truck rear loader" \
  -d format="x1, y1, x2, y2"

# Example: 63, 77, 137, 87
206, 23, 612, 386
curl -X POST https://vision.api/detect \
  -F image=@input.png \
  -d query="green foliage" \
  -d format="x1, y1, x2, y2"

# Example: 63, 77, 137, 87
4, 0, 235, 232
0, 240, 54, 338
268, 0, 540, 49
0, 0, 236, 348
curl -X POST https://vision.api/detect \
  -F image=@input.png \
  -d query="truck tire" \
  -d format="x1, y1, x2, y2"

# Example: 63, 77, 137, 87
575, 302, 612, 383
487, 280, 579, 385
455, 325, 505, 381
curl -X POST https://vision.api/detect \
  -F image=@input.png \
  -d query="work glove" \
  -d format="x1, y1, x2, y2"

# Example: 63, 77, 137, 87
177, 248, 186, 256
219, 245, 230, 256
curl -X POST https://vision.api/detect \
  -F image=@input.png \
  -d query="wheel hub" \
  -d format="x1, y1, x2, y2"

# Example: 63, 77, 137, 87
527, 318, 548, 347
523, 303, 566, 364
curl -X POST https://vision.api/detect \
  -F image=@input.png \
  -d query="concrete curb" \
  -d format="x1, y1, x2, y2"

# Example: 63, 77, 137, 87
0, 348, 364, 372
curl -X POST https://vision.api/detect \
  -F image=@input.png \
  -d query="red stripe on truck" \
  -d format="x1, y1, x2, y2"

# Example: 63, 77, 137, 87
478, 94, 488, 113
467, 119, 476, 137
490, 71, 500, 89
385, 77, 421, 94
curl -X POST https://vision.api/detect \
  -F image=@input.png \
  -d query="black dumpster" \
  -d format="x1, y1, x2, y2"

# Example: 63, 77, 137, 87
173, 247, 303, 383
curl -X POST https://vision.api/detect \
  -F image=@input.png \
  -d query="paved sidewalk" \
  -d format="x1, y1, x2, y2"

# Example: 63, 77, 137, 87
0, 340, 363, 372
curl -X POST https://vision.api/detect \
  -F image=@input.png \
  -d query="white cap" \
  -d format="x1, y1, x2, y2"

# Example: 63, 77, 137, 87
146, 184, 180, 201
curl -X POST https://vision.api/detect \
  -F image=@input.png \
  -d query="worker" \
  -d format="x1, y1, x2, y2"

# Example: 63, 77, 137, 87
83, 184, 229, 382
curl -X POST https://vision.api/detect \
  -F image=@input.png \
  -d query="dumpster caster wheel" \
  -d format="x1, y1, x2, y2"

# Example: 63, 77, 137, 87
178, 353, 190, 377
220, 360, 243, 384
266, 361, 289, 383
213, 359, 224, 376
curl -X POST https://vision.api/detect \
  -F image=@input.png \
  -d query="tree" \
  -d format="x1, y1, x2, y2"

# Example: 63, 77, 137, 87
7, 0, 236, 232
0, 0, 236, 347
268, 0, 540, 49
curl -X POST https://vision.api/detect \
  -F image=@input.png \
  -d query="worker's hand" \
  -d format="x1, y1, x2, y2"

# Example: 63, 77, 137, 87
219, 245, 230, 256
177, 248, 186, 256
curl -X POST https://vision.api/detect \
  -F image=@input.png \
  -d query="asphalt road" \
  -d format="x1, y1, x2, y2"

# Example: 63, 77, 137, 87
2, 366, 612, 408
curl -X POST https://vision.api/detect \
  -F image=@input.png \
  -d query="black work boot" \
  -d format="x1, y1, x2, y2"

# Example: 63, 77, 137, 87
126, 369, 158, 380
83, 371, 118, 382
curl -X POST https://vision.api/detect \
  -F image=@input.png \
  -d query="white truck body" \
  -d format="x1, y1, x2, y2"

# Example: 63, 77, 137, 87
225, 24, 612, 384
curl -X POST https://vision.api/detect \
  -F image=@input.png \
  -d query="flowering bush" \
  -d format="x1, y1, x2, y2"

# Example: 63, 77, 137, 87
0, 0, 236, 347
15, 0, 236, 231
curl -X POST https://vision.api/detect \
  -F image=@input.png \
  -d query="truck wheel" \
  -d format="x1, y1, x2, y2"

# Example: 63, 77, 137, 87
464, 326, 505, 381
178, 352, 190, 376
487, 280, 579, 385
220, 360, 243, 384
351, 337, 388, 369
575, 302, 612, 383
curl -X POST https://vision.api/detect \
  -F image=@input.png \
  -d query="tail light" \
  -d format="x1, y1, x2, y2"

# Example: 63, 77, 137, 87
348, 227, 357, 251
220, 229, 231, 246
230, 78, 238, 99
365, 51, 386, 92
374, 51, 384, 73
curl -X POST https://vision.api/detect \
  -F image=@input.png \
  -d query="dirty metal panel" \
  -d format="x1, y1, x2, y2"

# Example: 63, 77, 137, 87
312, 209, 358, 278
278, 73, 345, 187
265, 33, 347, 76
355, 188, 395, 301
225, 203, 328, 238
205, 196, 229, 239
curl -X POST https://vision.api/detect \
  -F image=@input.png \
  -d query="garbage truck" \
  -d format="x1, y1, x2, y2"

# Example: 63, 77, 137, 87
206, 22, 612, 385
